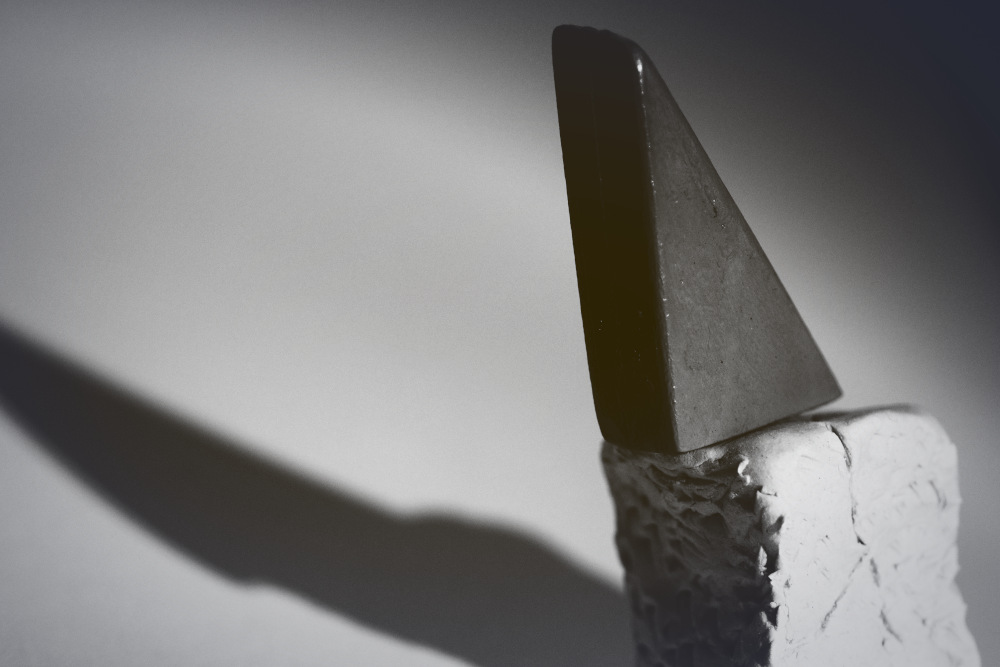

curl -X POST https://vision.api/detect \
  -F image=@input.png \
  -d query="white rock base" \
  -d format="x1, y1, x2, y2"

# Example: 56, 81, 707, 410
602, 407, 979, 667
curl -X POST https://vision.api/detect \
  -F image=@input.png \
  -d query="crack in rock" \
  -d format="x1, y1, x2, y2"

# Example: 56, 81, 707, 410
820, 555, 865, 631
828, 425, 866, 547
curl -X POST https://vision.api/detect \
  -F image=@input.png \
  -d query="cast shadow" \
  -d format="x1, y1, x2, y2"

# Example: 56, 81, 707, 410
0, 322, 631, 667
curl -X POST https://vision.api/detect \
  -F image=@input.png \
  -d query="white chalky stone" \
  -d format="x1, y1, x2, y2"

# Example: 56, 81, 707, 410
602, 406, 979, 667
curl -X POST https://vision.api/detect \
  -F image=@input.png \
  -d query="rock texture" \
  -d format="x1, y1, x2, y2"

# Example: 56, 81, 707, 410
602, 407, 979, 666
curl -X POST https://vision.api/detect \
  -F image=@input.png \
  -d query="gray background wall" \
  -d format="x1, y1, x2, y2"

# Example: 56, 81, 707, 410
1, 1, 996, 665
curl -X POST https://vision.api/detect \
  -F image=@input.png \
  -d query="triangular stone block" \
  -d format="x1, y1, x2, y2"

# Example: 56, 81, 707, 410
552, 25, 841, 453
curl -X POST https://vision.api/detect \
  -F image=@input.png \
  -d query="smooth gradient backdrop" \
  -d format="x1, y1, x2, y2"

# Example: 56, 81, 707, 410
1, 1, 997, 665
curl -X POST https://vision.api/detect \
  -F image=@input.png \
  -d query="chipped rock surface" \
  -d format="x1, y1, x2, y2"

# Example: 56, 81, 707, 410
602, 406, 979, 667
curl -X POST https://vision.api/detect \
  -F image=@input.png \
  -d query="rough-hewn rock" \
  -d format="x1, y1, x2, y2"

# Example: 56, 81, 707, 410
602, 407, 979, 666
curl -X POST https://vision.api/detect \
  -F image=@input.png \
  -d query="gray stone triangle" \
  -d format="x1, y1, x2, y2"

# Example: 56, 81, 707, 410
553, 25, 841, 453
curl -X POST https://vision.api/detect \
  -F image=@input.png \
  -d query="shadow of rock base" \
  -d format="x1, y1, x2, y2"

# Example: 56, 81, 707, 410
0, 322, 632, 667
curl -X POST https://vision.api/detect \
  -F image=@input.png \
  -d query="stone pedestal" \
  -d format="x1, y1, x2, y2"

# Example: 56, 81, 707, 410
602, 407, 979, 666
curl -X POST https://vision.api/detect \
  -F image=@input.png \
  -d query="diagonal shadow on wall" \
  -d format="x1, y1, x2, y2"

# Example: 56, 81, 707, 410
0, 322, 631, 667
